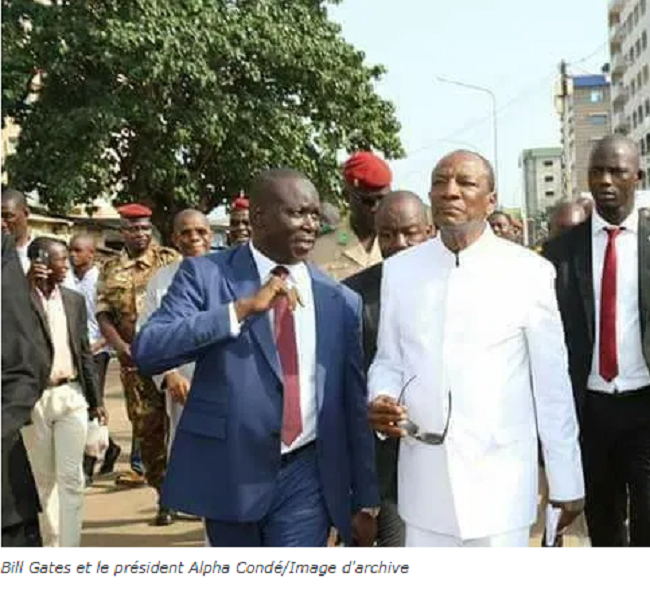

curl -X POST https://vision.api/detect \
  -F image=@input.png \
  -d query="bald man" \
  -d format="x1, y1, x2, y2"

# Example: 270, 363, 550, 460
2, 188, 32, 273
488, 211, 515, 241
133, 169, 379, 547
544, 134, 650, 546
548, 202, 588, 239
344, 191, 431, 546
138, 210, 213, 456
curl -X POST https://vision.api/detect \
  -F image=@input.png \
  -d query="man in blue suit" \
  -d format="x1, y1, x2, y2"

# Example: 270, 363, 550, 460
133, 169, 379, 547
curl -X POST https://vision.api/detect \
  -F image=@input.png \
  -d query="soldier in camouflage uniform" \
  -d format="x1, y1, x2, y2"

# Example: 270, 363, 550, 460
309, 151, 392, 281
96, 203, 180, 526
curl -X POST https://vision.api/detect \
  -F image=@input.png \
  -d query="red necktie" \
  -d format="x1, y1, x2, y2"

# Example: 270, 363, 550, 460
272, 266, 302, 446
599, 227, 622, 382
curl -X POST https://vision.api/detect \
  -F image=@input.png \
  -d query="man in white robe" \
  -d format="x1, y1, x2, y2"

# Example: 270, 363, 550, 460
368, 150, 585, 547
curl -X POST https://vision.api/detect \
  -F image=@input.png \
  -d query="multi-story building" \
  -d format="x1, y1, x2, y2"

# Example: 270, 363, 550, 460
519, 147, 563, 244
609, 0, 650, 185
555, 73, 612, 199
520, 147, 563, 216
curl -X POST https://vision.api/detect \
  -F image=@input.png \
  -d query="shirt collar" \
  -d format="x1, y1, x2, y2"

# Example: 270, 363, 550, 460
73, 265, 98, 285
120, 247, 154, 268
439, 222, 496, 264
248, 242, 309, 290
591, 207, 639, 236
36, 284, 61, 302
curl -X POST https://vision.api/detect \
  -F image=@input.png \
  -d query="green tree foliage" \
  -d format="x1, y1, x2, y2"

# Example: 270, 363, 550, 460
2, 0, 403, 235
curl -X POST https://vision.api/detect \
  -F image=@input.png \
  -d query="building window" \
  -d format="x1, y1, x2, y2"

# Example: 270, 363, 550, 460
638, 71, 643, 88
639, 105, 644, 122
590, 90, 604, 103
635, 4, 640, 25
645, 98, 650, 116
642, 138, 647, 155
644, 64, 649, 84
545, 191, 555, 198
632, 79, 637, 95
643, 0, 647, 15
637, 39, 643, 58
634, 111, 639, 128
588, 114, 609, 125
543, 160, 554, 167
544, 175, 554, 182
643, 30, 648, 50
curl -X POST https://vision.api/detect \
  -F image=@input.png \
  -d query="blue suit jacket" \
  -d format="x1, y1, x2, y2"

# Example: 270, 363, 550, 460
132, 245, 379, 541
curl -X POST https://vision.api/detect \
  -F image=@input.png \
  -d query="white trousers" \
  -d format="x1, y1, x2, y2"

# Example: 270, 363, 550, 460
406, 524, 530, 547
23, 382, 88, 547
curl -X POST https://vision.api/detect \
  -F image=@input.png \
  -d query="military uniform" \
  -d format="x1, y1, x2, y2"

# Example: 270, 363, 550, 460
96, 244, 180, 493
309, 217, 382, 281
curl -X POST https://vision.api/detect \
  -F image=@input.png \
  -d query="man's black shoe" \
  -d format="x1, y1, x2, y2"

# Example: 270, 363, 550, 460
154, 507, 176, 527
98, 440, 121, 475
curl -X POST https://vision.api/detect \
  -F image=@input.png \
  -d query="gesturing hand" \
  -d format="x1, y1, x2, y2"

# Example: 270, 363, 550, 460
236, 275, 303, 321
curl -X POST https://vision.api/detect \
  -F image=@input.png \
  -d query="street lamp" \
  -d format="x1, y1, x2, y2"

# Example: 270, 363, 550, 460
436, 76, 499, 190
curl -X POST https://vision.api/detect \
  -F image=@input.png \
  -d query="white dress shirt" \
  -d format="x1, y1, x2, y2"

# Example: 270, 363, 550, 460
368, 226, 583, 541
17, 238, 31, 274
588, 208, 650, 393
36, 286, 76, 384
230, 242, 317, 454
71, 266, 108, 354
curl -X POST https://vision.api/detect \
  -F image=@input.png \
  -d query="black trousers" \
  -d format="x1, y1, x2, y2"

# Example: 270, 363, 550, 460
93, 351, 110, 400
2, 519, 42, 547
582, 388, 650, 546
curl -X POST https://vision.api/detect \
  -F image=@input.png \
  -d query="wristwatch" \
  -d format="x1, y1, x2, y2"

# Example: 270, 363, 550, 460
359, 507, 380, 518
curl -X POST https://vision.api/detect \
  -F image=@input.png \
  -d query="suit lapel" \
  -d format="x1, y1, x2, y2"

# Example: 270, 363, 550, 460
638, 209, 650, 340
224, 246, 282, 383
572, 220, 595, 346
30, 290, 53, 346
310, 266, 337, 412
60, 289, 80, 362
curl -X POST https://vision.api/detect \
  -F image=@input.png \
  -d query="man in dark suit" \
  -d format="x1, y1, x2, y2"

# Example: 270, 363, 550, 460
1, 234, 52, 547
22, 237, 104, 547
133, 169, 379, 547
544, 134, 650, 546
343, 191, 432, 546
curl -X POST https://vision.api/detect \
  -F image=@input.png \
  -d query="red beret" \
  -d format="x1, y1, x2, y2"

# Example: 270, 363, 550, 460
343, 151, 392, 190
232, 195, 249, 210
117, 203, 152, 219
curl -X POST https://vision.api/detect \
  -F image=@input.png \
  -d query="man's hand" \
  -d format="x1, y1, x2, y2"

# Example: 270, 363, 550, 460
116, 343, 133, 367
551, 498, 585, 533
368, 395, 408, 438
27, 261, 50, 289
90, 406, 109, 425
90, 339, 107, 355
351, 511, 378, 547
164, 370, 191, 405
235, 276, 303, 322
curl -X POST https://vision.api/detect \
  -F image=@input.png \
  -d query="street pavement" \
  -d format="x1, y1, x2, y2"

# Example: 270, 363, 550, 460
81, 361, 204, 547
80, 361, 585, 547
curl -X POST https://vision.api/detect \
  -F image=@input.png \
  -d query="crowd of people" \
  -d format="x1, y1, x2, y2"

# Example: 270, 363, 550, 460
2, 133, 649, 548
